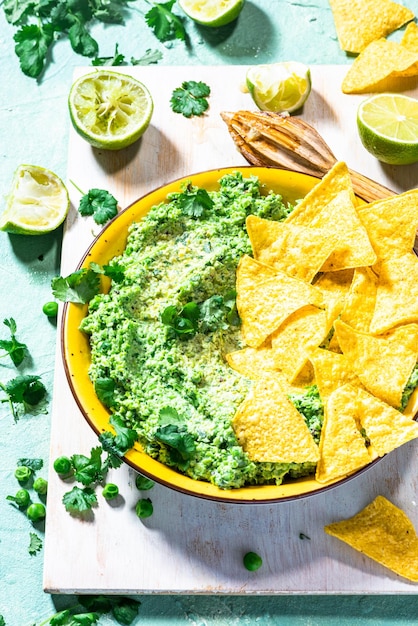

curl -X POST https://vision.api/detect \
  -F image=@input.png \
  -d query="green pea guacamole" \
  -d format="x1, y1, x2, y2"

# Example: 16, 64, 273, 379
80, 172, 317, 489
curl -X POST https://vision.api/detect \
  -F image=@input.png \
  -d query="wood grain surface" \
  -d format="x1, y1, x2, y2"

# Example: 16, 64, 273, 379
43, 65, 418, 594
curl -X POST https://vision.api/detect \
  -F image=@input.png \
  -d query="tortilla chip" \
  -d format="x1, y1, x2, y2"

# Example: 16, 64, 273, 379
236, 258, 324, 348
342, 39, 418, 95
309, 347, 362, 400
285, 162, 356, 226
232, 375, 320, 463
310, 190, 376, 271
370, 253, 418, 334
334, 319, 418, 408
315, 384, 372, 484
226, 344, 279, 380
357, 190, 418, 261
236, 254, 277, 293
329, 0, 414, 53
340, 267, 378, 332
246, 215, 339, 283
356, 386, 418, 458
270, 305, 330, 382
401, 20, 418, 52
314, 269, 354, 322
324, 495, 418, 582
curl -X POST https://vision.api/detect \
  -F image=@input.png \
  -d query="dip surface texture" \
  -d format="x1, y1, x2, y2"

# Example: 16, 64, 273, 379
81, 173, 314, 489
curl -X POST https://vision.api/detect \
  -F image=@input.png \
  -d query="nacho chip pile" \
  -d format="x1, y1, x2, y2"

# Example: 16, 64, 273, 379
329, 0, 418, 94
228, 161, 418, 484
325, 495, 418, 582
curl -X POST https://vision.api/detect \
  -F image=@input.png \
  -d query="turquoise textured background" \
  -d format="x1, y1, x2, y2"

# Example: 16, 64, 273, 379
0, 1, 418, 624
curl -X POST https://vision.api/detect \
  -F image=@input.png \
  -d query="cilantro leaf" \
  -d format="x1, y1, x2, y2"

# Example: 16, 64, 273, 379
62, 485, 98, 515
68, 21, 98, 57
51, 268, 101, 304
90, 261, 125, 283
0, 318, 29, 366
99, 415, 137, 461
154, 423, 196, 468
71, 446, 104, 486
78, 189, 119, 225
13, 23, 55, 78
176, 183, 214, 217
170, 80, 210, 118
145, 0, 186, 42
131, 48, 163, 65
18, 457, 43, 472
3, 0, 36, 24
28, 531, 43, 555
161, 302, 200, 339
94, 377, 116, 408
1, 375, 47, 420
93, 43, 125, 66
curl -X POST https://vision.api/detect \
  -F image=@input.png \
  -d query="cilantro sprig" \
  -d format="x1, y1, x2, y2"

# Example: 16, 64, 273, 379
170, 80, 211, 118
145, 0, 186, 42
0, 318, 29, 366
0, 375, 47, 421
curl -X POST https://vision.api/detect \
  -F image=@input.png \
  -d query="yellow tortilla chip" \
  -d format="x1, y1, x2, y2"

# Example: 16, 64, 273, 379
356, 386, 418, 458
236, 259, 324, 348
357, 190, 418, 261
315, 384, 372, 484
329, 0, 414, 53
285, 162, 356, 226
309, 347, 362, 400
370, 253, 418, 334
226, 344, 279, 380
342, 39, 418, 94
246, 215, 339, 283
314, 269, 354, 322
236, 254, 277, 293
334, 319, 418, 408
324, 495, 418, 582
401, 20, 418, 52
340, 267, 378, 332
310, 189, 376, 271
232, 375, 320, 463
270, 305, 330, 382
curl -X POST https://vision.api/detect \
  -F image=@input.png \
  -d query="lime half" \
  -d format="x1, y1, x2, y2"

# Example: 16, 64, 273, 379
246, 61, 311, 113
68, 70, 154, 151
179, 0, 245, 27
0, 165, 69, 235
357, 93, 418, 165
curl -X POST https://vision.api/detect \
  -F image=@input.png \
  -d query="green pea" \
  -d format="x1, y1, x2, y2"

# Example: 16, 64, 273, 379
27, 502, 46, 523
42, 301, 58, 317
135, 497, 153, 519
33, 477, 48, 495
15, 466, 32, 483
135, 473, 155, 491
13, 489, 31, 508
53, 456, 73, 477
243, 551, 263, 571
102, 483, 119, 500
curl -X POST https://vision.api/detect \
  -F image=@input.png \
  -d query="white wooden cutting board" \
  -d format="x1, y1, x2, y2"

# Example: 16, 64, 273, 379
43, 65, 418, 594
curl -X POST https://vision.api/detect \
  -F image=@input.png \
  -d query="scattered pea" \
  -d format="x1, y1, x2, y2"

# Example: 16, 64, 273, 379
10, 488, 31, 508
27, 502, 46, 523
15, 466, 32, 483
135, 473, 155, 491
243, 551, 263, 571
53, 456, 73, 477
33, 477, 48, 495
135, 497, 153, 519
102, 483, 119, 500
42, 301, 58, 317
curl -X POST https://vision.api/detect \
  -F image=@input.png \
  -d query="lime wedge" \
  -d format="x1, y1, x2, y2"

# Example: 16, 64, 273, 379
68, 70, 154, 151
246, 61, 311, 113
179, 0, 245, 27
0, 165, 69, 235
357, 93, 418, 165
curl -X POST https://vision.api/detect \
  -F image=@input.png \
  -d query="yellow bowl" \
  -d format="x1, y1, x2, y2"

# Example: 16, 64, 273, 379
61, 166, 415, 503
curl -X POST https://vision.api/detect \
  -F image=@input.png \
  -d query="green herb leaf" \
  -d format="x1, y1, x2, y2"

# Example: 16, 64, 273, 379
94, 377, 116, 408
28, 531, 43, 555
62, 485, 98, 514
71, 446, 104, 486
68, 21, 99, 57
131, 48, 163, 65
3, 0, 36, 24
1, 375, 47, 420
13, 23, 55, 78
154, 424, 196, 461
145, 0, 186, 42
0, 318, 29, 366
18, 457, 43, 472
176, 183, 214, 217
170, 80, 210, 118
161, 302, 200, 339
92, 42, 125, 66
51, 268, 101, 304
78, 188, 119, 225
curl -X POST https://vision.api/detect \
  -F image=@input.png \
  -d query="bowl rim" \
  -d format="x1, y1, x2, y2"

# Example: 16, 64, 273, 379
60, 165, 410, 504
